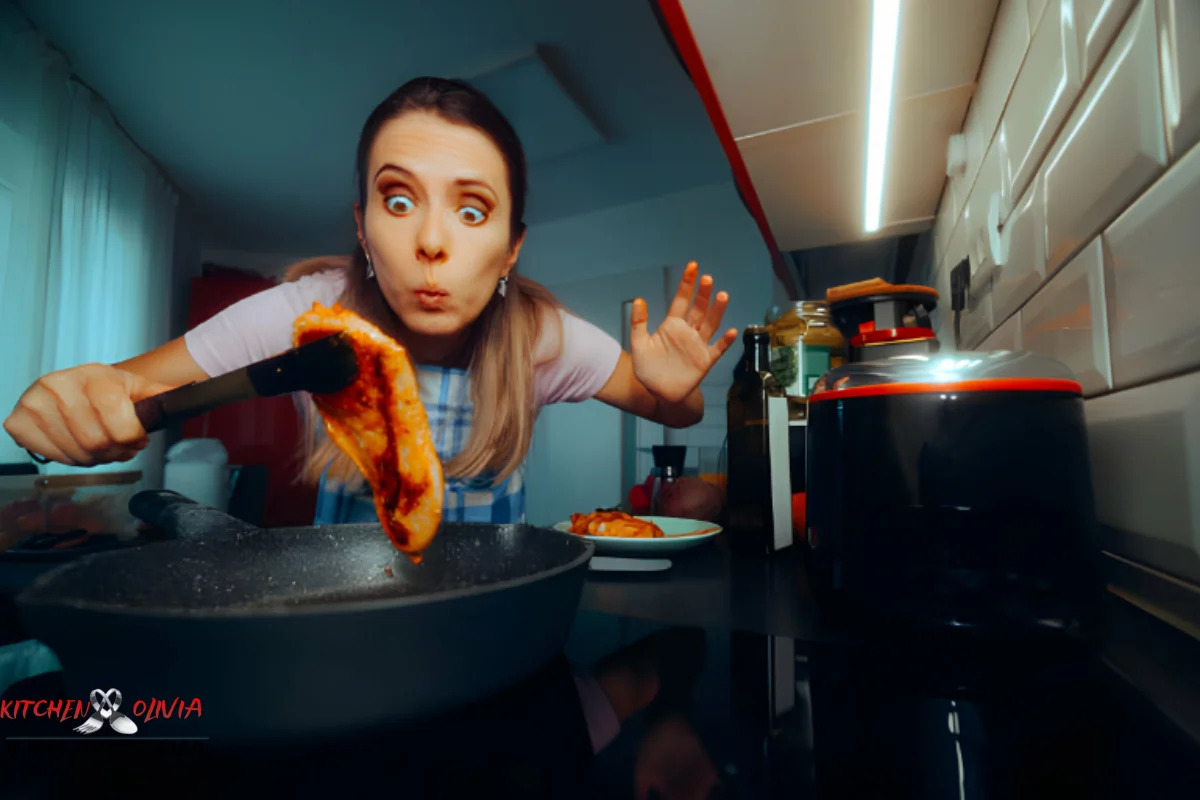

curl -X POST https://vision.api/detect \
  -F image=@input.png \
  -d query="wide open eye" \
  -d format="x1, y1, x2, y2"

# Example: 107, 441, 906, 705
385, 194, 415, 215
458, 205, 487, 225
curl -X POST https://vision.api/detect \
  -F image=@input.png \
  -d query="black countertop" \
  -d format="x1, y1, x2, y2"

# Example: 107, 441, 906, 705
2, 539, 1199, 799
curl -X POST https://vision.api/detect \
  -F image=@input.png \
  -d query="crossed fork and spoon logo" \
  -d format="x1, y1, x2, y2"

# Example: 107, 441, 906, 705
73, 688, 138, 735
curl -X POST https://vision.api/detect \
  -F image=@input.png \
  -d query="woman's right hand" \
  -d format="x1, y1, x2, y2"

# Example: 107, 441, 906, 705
2, 364, 170, 466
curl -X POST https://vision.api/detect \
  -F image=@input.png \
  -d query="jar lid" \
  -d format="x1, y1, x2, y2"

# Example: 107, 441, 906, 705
799, 300, 830, 315
809, 350, 1082, 402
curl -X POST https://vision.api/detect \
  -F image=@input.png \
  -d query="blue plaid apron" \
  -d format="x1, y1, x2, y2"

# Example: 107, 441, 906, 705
313, 366, 526, 526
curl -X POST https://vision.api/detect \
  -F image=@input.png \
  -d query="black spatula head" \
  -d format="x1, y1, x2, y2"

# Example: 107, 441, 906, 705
134, 333, 359, 432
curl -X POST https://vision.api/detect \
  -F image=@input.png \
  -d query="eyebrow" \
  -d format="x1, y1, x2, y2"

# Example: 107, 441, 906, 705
373, 164, 498, 198
373, 163, 414, 182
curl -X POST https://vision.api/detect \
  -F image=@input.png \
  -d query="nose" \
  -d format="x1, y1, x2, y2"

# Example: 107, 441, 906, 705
416, 209, 448, 268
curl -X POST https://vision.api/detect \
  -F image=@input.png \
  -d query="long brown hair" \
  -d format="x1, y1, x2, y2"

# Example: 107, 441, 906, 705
292, 78, 562, 492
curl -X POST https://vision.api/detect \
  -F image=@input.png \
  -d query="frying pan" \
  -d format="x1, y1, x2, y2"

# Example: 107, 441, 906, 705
15, 490, 594, 744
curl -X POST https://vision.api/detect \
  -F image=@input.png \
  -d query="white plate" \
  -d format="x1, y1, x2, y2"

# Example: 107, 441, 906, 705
553, 516, 722, 555
589, 557, 673, 572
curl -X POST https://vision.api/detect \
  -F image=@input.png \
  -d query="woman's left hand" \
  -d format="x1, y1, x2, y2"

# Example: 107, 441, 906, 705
630, 262, 738, 404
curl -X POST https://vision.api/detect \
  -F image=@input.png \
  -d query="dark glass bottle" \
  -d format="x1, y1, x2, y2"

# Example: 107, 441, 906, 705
726, 327, 784, 554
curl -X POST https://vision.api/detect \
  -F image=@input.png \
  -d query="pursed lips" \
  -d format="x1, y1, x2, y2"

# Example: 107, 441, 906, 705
414, 289, 449, 309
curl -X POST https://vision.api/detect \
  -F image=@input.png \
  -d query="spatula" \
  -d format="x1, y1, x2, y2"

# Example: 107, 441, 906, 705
133, 333, 358, 433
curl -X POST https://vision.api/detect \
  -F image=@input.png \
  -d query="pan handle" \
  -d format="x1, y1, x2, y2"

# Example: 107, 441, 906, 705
129, 490, 260, 541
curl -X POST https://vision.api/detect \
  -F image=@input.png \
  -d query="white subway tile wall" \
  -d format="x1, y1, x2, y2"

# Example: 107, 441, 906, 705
1076, 0, 1138, 77
966, 138, 1007, 281
993, 171, 1047, 323
980, 309, 1023, 351
1156, 0, 1200, 160
950, 0, 1030, 215
961, 281, 995, 350
1084, 370, 1200, 585
1001, 0, 1083, 204
1028, 0, 1052, 33
1043, 0, 1167, 275
1018, 237, 1113, 395
932, 0, 1200, 595
1104, 140, 1200, 389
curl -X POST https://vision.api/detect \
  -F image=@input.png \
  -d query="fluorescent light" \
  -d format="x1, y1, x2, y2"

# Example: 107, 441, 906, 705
863, 0, 902, 233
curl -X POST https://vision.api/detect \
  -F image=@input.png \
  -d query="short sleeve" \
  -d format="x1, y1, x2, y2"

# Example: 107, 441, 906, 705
184, 270, 346, 377
535, 309, 623, 407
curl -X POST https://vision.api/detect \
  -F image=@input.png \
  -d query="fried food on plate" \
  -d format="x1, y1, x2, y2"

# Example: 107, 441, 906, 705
568, 511, 664, 539
294, 303, 444, 564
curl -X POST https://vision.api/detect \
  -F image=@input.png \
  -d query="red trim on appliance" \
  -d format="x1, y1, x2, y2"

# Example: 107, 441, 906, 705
809, 378, 1084, 403
654, 0, 794, 298
850, 327, 937, 347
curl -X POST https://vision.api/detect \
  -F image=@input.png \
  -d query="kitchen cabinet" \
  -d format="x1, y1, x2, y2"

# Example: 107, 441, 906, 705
662, 0, 994, 256
1019, 237, 1113, 395
992, 171, 1047, 323
1043, 0, 1168, 276
1000, 0, 1083, 204
676, 0, 867, 139
1156, 0, 1200, 160
737, 111, 864, 253
1103, 138, 1200, 389
1085, 370, 1200, 586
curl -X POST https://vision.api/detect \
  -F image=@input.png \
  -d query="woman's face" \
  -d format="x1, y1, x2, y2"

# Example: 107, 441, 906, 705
355, 110, 522, 340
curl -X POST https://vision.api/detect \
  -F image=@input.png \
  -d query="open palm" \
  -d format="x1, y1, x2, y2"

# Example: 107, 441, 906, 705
630, 262, 739, 404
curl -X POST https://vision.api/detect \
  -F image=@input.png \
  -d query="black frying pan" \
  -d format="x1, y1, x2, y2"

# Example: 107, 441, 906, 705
15, 490, 594, 744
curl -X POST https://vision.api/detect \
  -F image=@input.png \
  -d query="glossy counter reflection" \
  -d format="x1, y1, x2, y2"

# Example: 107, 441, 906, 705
3, 604, 1200, 798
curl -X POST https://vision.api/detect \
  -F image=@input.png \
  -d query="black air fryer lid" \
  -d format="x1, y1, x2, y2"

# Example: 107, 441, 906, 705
809, 351, 1083, 402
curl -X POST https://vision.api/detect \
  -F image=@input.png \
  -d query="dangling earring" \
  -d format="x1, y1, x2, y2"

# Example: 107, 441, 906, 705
497, 275, 508, 297
365, 254, 375, 280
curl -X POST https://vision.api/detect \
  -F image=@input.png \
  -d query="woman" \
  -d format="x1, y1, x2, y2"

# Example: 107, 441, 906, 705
2, 77, 737, 525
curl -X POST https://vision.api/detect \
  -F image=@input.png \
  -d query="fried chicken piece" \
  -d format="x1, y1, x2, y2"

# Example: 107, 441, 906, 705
568, 511, 664, 539
294, 303, 443, 563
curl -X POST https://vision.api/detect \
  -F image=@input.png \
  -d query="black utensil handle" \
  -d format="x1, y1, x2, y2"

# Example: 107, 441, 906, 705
129, 490, 259, 540
133, 394, 171, 434
133, 370, 257, 434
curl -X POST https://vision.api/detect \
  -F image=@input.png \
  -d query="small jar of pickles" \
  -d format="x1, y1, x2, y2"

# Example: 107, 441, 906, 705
768, 301, 846, 419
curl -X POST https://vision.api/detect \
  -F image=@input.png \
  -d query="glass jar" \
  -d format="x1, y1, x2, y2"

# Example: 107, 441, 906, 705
768, 301, 847, 419
797, 301, 846, 395
767, 304, 806, 393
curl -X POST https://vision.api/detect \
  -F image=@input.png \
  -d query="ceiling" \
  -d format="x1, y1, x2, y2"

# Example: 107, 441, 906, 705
680, 0, 999, 253
17, 0, 733, 253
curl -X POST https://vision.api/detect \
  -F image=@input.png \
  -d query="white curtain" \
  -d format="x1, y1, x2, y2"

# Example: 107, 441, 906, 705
0, 3, 178, 484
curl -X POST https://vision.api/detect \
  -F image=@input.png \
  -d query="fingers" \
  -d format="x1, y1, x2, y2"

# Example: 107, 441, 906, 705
698, 290, 729, 342
117, 372, 172, 439
708, 328, 739, 363
667, 262, 699, 319
1, 365, 158, 468
47, 375, 116, 466
686, 275, 714, 329
5, 416, 77, 466
15, 379, 92, 465
88, 376, 153, 460
630, 297, 651, 351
